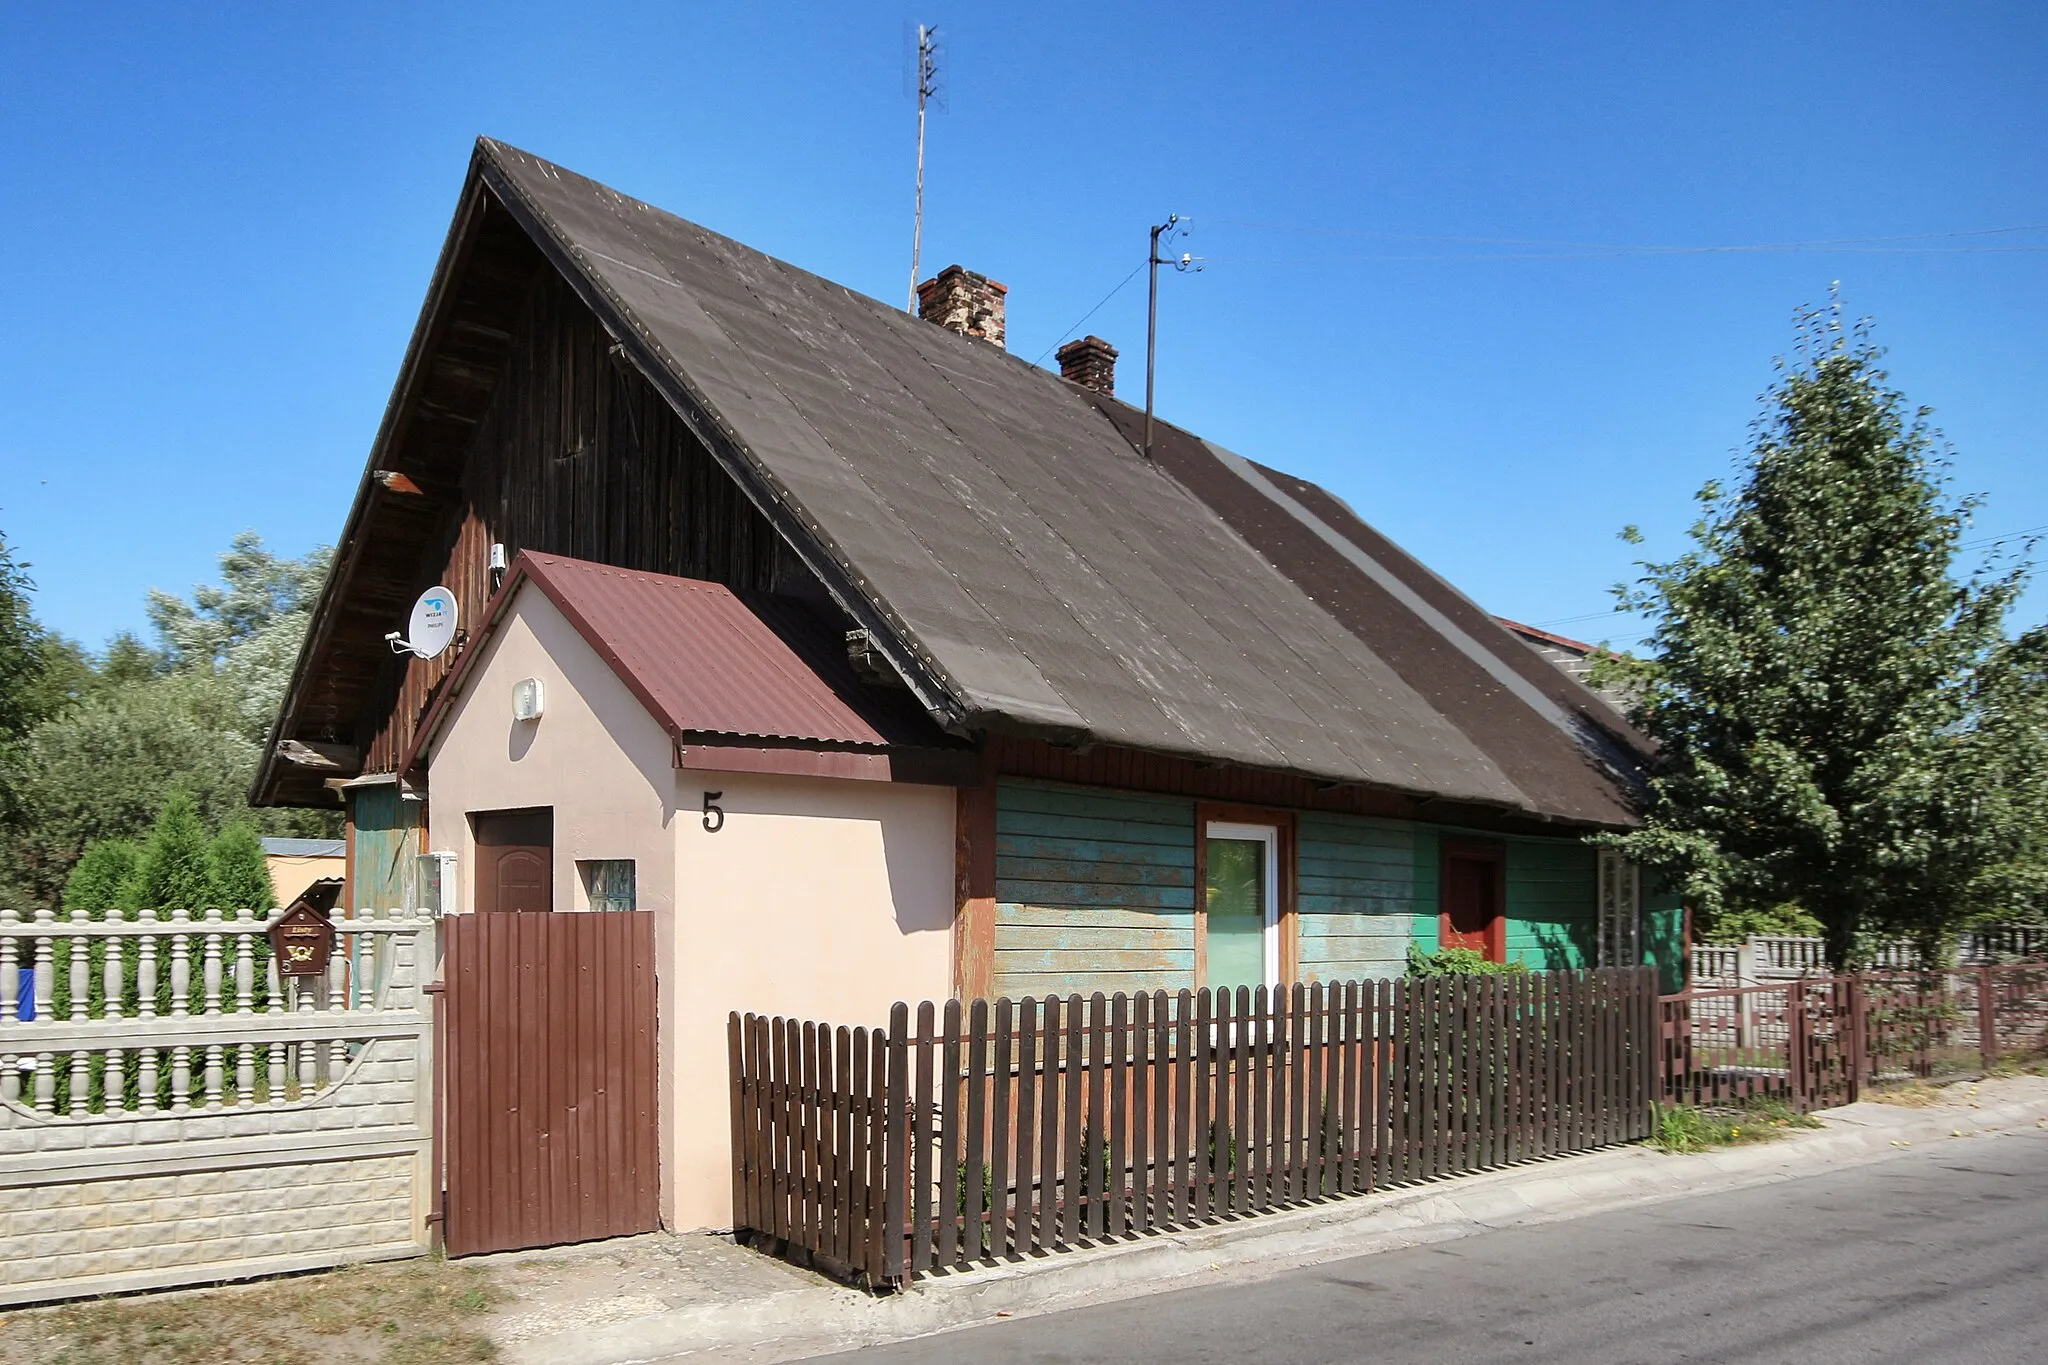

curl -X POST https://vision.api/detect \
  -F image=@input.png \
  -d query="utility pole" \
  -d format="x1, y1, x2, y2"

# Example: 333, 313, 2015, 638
907, 24, 939, 311
1144, 214, 1195, 462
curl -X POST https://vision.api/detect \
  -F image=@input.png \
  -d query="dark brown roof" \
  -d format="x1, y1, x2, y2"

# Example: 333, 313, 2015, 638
264, 137, 1653, 827
1496, 618, 1597, 656
406, 552, 955, 768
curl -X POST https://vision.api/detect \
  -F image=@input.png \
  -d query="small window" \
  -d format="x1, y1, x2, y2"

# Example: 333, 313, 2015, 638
1597, 850, 1641, 968
579, 859, 636, 913
1204, 822, 1281, 993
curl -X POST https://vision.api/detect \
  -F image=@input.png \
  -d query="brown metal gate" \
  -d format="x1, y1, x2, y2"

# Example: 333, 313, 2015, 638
440, 911, 659, 1255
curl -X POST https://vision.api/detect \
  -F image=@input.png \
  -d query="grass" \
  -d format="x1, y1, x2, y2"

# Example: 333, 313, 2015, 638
0, 1255, 502, 1365
1649, 1096, 1823, 1154
1986, 1054, 2048, 1079
1867, 1078, 1951, 1107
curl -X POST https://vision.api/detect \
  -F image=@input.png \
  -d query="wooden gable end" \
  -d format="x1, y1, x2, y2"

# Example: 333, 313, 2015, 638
266, 193, 817, 804
354, 266, 816, 780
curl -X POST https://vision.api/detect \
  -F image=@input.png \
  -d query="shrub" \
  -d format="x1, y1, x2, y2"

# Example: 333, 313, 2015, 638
62, 839, 141, 920
136, 792, 215, 914
209, 821, 276, 913
1405, 944, 1530, 978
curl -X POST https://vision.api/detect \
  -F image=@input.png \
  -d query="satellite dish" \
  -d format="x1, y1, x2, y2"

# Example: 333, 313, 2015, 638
403, 587, 460, 660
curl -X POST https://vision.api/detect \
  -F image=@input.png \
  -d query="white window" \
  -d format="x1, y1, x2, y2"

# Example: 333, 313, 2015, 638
1204, 822, 1281, 993
1596, 849, 1641, 968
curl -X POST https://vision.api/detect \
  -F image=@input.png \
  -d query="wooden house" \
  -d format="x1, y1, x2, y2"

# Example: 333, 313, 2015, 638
256, 139, 1679, 1242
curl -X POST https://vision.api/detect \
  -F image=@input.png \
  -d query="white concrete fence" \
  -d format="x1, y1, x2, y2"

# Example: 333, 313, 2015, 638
0, 905, 436, 1306
1690, 927, 2047, 990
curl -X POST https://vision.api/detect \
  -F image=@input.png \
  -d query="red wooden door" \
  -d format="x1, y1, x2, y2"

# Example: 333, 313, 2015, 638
1440, 841, 1506, 961
473, 808, 553, 914
441, 910, 660, 1255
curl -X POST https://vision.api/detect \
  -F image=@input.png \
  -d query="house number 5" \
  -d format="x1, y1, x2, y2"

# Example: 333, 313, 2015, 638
702, 791, 725, 833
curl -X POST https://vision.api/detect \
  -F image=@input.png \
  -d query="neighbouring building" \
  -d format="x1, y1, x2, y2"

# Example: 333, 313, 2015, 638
260, 836, 345, 908
255, 138, 1681, 1244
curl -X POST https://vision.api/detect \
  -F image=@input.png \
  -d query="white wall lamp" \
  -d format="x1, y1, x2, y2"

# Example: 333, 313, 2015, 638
512, 677, 545, 723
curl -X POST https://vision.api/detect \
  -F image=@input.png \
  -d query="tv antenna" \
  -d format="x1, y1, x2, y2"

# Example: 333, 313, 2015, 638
1144, 214, 1202, 462
907, 24, 941, 311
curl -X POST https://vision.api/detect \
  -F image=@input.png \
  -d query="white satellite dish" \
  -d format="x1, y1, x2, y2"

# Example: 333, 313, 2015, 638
390, 586, 460, 660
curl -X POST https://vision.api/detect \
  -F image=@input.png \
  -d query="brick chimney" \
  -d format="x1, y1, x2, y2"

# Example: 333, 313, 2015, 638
1055, 335, 1118, 395
915, 265, 1007, 348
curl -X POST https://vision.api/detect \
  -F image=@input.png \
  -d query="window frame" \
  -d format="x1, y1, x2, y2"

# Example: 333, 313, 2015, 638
1596, 849, 1642, 968
1438, 837, 1508, 964
1194, 805, 1297, 994
577, 857, 638, 913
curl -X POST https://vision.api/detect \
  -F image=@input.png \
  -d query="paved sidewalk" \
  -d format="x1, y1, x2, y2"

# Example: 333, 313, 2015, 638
483, 1074, 2048, 1364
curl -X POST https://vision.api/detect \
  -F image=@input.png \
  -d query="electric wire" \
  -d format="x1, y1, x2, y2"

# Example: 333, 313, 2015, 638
1201, 219, 2048, 258
1531, 523, 2048, 629
1031, 261, 1147, 366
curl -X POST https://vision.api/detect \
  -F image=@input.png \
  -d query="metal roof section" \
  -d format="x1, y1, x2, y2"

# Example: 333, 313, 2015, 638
258, 838, 346, 859
413, 552, 956, 764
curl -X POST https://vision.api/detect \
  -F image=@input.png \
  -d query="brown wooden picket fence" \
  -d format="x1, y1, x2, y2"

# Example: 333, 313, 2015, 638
1659, 962, 2048, 1113
728, 967, 1659, 1287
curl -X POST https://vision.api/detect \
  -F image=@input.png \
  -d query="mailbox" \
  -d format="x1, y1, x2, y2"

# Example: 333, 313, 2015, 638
267, 900, 336, 978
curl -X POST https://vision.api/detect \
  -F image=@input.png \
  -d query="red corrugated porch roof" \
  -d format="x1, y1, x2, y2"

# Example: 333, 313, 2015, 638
404, 552, 960, 777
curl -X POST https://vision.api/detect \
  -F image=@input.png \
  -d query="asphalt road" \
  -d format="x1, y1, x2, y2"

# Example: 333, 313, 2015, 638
829, 1128, 2048, 1365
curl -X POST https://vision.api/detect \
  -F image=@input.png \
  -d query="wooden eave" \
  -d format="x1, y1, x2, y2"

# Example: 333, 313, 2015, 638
254, 177, 546, 806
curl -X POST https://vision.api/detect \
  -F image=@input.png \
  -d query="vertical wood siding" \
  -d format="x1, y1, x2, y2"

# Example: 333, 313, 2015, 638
1295, 813, 1416, 981
1410, 826, 1442, 955
1641, 885, 1687, 992
992, 781, 1195, 999
348, 784, 422, 911
1408, 829, 1599, 970
1503, 840, 1597, 969
361, 269, 813, 775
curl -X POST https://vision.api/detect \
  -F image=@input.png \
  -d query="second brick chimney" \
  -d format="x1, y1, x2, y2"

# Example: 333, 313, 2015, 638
916, 265, 1007, 348
1055, 335, 1118, 395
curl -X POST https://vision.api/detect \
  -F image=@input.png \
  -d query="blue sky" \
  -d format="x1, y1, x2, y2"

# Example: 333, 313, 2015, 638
3, 2, 2044, 652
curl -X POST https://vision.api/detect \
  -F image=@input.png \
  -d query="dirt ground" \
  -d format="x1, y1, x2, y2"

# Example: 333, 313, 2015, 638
0, 1231, 829, 1365
0, 1256, 502, 1365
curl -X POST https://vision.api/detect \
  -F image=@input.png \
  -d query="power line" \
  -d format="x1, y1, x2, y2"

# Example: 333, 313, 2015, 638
1190, 244, 2048, 267
1202, 219, 2048, 257
1031, 261, 1146, 366
1960, 522, 2048, 552
1532, 523, 2047, 628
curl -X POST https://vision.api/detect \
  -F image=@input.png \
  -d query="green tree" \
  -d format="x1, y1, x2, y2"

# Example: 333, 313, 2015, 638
0, 535, 337, 909
1604, 299, 2036, 967
146, 531, 331, 671
135, 792, 218, 914
0, 530, 50, 739
62, 839, 141, 919
209, 821, 276, 913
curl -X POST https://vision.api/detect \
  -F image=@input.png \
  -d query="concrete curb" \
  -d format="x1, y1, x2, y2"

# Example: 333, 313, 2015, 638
512, 1087, 2048, 1364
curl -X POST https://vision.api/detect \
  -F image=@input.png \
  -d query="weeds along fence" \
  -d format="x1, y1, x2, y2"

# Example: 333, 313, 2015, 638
1660, 963, 2048, 1113
729, 968, 1658, 1289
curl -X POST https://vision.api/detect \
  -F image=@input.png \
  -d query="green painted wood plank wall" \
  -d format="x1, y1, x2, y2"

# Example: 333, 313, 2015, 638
994, 779, 1660, 996
1297, 812, 1417, 982
993, 780, 1196, 999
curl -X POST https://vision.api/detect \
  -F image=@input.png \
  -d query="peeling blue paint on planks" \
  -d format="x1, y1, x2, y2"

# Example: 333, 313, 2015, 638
1297, 812, 1418, 981
993, 780, 1197, 998
992, 778, 1613, 993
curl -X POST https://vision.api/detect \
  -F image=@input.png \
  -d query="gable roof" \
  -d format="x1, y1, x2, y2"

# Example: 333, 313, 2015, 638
261, 138, 1652, 827
405, 551, 955, 771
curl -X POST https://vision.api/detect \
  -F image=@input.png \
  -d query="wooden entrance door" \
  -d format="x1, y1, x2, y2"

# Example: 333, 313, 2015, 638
440, 910, 660, 1255
1440, 840, 1506, 962
472, 808, 553, 914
